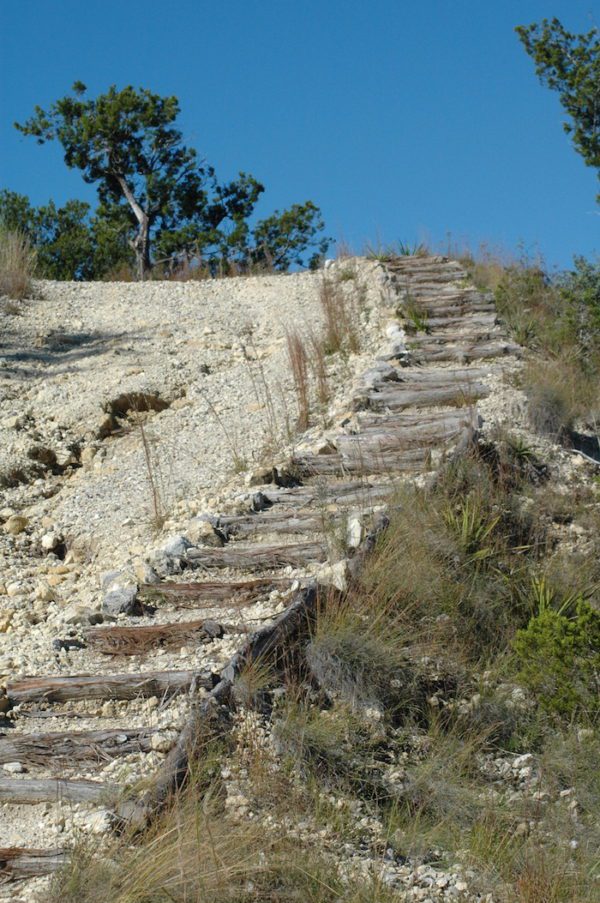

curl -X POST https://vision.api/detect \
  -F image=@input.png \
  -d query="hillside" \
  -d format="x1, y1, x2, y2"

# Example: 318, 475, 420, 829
0, 255, 599, 903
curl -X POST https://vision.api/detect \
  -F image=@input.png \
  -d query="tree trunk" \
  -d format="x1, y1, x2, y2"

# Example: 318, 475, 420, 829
133, 215, 152, 281
116, 175, 152, 280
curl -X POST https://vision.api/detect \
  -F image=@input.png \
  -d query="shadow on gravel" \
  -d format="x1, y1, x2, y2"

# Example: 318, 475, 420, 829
0, 329, 143, 378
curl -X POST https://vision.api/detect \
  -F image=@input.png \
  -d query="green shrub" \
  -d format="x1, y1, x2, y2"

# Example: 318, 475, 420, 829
513, 600, 600, 718
557, 256, 600, 360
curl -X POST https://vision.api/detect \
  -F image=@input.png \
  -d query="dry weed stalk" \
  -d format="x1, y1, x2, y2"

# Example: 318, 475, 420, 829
308, 329, 330, 409
200, 388, 246, 473
138, 417, 168, 530
286, 330, 310, 430
319, 276, 360, 355
241, 332, 279, 447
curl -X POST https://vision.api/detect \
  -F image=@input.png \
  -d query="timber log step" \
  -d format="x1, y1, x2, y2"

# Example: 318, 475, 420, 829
6, 669, 216, 706
0, 727, 158, 765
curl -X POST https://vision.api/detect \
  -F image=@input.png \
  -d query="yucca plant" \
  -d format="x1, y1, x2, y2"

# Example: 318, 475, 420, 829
443, 495, 500, 565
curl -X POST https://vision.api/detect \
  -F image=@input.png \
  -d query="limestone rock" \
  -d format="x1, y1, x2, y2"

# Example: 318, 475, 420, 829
187, 518, 225, 547
41, 531, 62, 551
4, 515, 29, 536
103, 584, 140, 617
314, 559, 350, 592
0, 610, 14, 632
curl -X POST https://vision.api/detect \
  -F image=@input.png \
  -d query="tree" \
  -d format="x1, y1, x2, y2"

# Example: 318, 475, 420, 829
0, 190, 93, 279
0, 189, 132, 280
516, 18, 600, 201
251, 202, 329, 271
15, 83, 329, 278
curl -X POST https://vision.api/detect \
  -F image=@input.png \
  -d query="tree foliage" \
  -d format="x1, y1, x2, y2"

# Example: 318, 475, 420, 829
0, 189, 131, 280
14, 83, 329, 278
516, 18, 600, 201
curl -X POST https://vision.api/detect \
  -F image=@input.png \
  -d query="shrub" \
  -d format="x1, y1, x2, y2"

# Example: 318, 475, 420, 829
0, 228, 36, 299
556, 255, 600, 360
513, 599, 600, 718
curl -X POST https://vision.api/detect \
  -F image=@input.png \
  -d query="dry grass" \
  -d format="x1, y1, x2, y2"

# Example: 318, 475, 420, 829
49, 780, 400, 903
286, 330, 310, 430
0, 229, 36, 299
319, 277, 360, 355
138, 418, 168, 530
308, 330, 330, 409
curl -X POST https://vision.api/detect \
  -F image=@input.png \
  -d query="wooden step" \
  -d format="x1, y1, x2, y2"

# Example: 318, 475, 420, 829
339, 417, 465, 447
409, 313, 497, 329
217, 510, 342, 539
184, 541, 326, 571
0, 727, 157, 765
0, 847, 67, 881
293, 447, 429, 477
390, 269, 466, 283
86, 619, 224, 655
408, 329, 499, 344
140, 577, 291, 607
7, 670, 215, 706
410, 341, 519, 363
417, 303, 496, 318
260, 481, 396, 507
353, 369, 491, 411
353, 408, 472, 434
0, 776, 118, 805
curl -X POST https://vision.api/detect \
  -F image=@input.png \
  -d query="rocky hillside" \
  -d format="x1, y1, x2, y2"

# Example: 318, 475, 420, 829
0, 256, 598, 903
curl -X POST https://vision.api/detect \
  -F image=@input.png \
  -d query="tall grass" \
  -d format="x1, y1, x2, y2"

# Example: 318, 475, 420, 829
286, 330, 310, 430
319, 277, 360, 355
0, 228, 36, 299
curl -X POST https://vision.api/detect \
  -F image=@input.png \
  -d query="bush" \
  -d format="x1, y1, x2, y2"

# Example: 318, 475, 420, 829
0, 228, 36, 299
557, 256, 600, 360
513, 600, 600, 718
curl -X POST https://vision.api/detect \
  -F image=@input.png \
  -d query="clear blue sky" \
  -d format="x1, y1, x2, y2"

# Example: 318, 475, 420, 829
1, 0, 598, 270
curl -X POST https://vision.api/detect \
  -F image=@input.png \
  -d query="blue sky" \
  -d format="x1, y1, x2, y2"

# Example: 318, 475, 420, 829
1, 0, 598, 270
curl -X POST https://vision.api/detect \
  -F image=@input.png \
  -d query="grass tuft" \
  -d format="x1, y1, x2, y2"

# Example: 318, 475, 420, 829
0, 228, 36, 299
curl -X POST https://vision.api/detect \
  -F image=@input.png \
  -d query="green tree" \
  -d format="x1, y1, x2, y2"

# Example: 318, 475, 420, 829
0, 190, 93, 279
15, 83, 328, 278
516, 18, 600, 201
251, 202, 329, 271
0, 189, 135, 279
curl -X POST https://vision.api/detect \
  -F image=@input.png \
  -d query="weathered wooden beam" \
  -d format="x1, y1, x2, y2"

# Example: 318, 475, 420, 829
260, 481, 396, 507
408, 329, 497, 344
7, 670, 214, 706
294, 447, 430, 476
413, 313, 497, 329
362, 365, 494, 388
86, 619, 224, 655
184, 541, 326, 570
354, 408, 473, 434
217, 510, 340, 539
0, 727, 157, 765
0, 776, 118, 805
337, 419, 464, 449
0, 847, 67, 881
354, 383, 490, 412
139, 577, 291, 607
410, 341, 519, 363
